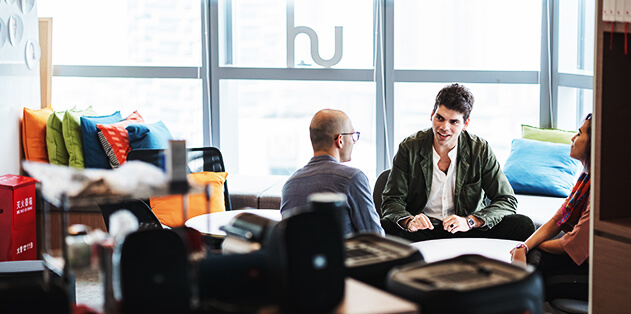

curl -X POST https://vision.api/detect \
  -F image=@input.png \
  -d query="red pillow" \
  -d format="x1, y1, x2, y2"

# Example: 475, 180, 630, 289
96, 111, 144, 168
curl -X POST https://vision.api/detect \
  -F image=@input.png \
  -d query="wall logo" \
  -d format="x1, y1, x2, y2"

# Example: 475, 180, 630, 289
286, 1, 343, 68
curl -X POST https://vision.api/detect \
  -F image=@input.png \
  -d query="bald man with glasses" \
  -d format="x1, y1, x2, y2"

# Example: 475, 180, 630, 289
281, 109, 384, 237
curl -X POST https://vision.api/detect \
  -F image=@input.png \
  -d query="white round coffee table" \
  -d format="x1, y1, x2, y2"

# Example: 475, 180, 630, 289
410, 238, 520, 264
185, 209, 281, 236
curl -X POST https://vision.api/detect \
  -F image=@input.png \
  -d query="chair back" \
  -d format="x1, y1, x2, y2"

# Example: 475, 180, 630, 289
98, 199, 163, 232
126, 147, 232, 211
126, 149, 165, 170
119, 229, 192, 313
373, 169, 391, 217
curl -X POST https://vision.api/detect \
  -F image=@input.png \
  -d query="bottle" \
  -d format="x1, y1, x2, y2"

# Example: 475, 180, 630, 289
66, 224, 92, 269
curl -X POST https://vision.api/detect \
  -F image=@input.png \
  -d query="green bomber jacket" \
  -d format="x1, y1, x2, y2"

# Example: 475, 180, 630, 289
381, 128, 517, 230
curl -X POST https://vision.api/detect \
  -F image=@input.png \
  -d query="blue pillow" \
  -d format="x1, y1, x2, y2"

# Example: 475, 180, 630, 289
81, 111, 122, 169
504, 138, 582, 197
126, 121, 173, 150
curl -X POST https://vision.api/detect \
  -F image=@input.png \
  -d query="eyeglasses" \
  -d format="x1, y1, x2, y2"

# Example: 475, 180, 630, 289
339, 131, 360, 142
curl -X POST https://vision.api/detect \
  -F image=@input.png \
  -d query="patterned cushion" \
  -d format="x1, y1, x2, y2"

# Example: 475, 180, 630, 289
96, 111, 144, 168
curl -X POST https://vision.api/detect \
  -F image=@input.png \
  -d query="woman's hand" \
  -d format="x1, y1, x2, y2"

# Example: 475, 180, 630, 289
510, 246, 528, 269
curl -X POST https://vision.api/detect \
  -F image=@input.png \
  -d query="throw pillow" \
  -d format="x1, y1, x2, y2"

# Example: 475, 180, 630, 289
126, 120, 173, 150
46, 108, 73, 165
22, 105, 54, 162
96, 111, 145, 168
62, 106, 98, 168
521, 124, 576, 144
504, 138, 582, 197
81, 111, 122, 169
149, 172, 228, 227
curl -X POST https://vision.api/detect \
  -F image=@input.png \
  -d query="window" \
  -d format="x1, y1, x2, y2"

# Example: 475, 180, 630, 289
555, 0, 595, 131
50, 77, 203, 147
43, 0, 595, 177
394, 83, 540, 165
219, 80, 375, 177
392, 0, 542, 165
38, 1, 203, 146
394, 0, 541, 71
39, 1, 201, 66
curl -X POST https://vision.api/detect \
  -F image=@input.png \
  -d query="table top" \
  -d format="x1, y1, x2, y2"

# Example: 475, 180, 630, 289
258, 278, 419, 314
185, 209, 282, 236
410, 238, 520, 264
335, 278, 418, 314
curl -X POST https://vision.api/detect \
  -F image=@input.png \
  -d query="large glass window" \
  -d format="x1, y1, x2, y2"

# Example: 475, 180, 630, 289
219, 0, 373, 69
38, 1, 201, 66
219, 80, 376, 178
50, 77, 204, 147
41, 0, 595, 177
394, 0, 541, 71
394, 83, 539, 165
38, 1, 203, 149
557, 87, 593, 131
558, 0, 595, 75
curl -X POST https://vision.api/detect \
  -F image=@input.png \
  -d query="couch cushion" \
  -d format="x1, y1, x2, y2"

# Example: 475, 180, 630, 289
258, 176, 289, 209
96, 111, 145, 168
63, 106, 98, 168
81, 111, 122, 169
126, 121, 173, 150
521, 124, 576, 144
22, 105, 54, 162
228, 174, 288, 210
46, 109, 71, 165
504, 138, 581, 197
150, 172, 228, 227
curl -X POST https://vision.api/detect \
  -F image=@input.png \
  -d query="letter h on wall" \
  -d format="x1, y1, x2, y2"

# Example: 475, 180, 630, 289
286, 0, 343, 68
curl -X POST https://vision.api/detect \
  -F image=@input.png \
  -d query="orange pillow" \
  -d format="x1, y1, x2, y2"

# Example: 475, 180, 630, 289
22, 105, 54, 162
150, 172, 228, 228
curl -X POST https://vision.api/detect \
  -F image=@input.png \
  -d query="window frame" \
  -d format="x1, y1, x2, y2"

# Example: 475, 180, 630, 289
50, 0, 594, 175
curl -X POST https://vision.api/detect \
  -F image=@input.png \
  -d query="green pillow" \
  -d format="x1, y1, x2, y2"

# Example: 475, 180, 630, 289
521, 124, 576, 144
46, 109, 72, 165
62, 106, 98, 168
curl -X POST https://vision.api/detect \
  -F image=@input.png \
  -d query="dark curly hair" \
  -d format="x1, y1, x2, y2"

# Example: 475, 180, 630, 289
433, 83, 474, 121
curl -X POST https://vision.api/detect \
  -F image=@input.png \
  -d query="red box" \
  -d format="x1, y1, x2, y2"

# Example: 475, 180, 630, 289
0, 174, 37, 261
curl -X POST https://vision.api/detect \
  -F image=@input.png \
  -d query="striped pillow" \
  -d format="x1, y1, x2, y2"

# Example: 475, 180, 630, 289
96, 111, 144, 168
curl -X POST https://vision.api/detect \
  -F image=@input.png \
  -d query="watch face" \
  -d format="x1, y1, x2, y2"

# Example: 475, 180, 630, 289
467, 218, 475, 227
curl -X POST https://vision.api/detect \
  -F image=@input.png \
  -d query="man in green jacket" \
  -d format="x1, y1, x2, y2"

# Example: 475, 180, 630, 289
381, 83, 535, 242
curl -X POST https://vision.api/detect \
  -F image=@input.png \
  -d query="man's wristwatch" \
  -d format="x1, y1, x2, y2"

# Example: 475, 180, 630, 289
466, 216, 476, 230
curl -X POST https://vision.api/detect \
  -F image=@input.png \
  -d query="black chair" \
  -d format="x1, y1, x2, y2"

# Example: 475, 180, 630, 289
98, 199, 164, 232
545, 274, 589, 314
373, 169, 391, 218
126, 147, 232, 211
97, 147, 232, 232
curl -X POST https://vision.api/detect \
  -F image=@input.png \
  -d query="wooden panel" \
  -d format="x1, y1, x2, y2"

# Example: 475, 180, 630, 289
596, 31, 631, 221
594, 217, 631, 240
593, 0, 604, 229
38, 18, 53, 109
592, 236, 631, 313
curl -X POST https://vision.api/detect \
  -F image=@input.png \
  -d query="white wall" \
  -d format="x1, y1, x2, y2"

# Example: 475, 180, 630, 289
0, 2, 41, 175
